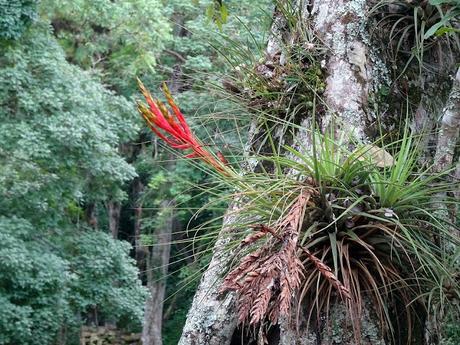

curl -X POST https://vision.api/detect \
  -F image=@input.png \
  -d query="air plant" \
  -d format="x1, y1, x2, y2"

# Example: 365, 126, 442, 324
137, 81, 459, 344
137, 79, 230, 176
370, 0, 460, 75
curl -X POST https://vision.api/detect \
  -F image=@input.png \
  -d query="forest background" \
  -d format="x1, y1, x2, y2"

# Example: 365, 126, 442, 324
0, 0, 271, 344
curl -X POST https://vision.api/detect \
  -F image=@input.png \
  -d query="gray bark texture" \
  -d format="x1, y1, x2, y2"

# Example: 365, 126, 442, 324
107, 201, 121, 239
178, 205, 240, 345
178, 1, 459, 344
424, 68, 460, 345
434, 68, 460, 173
85, 202, 98, 229
133, 178, 149, 266
142, 200, 175, 345
142, 14, 187, 341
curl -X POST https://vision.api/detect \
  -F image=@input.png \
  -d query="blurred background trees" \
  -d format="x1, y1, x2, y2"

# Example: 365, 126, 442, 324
0, 0, 270, 344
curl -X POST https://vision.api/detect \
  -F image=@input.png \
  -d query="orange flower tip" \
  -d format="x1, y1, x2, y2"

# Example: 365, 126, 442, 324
161, 82, 170, 94
161, 83, 176, 103
157, 100, 171, 118
137, 78, 146, 93
137, 104, 156, 121
136, 101, 147, 111
137, 78, 156, 104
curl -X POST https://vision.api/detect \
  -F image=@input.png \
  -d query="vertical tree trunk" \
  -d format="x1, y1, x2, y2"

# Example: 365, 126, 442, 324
434, 68, 460, 174
142, 12, 188, 343
425, 68, 460, 345
178, 205, 240, 345
85, 202, 98, 229
142, 200, 175, 345
133, 178, 148, 267
107, 201, 121, 239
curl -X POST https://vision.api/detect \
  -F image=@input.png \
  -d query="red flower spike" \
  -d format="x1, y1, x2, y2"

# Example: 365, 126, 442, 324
137, 79, 230, 175
162, 82, 192, 136
217, 151, 229, 166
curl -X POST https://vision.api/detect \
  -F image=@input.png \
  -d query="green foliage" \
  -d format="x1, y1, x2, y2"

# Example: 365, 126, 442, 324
0, 218, 148, 344
0, 0, 39, 41
0, 217, 69, 345
425, 0, 460, 39
40, 0, 172, 93
66, 231, 148, 327
0, 23, 137, 222
444, 310, 460, 345
0, 11, 146, 344
205, 1, 229, 31
372, 0, 460, 75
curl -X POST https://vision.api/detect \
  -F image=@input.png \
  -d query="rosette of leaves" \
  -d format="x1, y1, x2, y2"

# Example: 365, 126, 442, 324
220, 127, 459, 343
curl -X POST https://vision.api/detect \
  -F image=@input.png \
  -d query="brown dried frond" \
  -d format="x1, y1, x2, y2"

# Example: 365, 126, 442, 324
222, 188, 327, 325
271, 248, 304, 324
221, 248, 265, 291
255, 224, 351, 300
301, 246, 351, 300
241, 230, 268, 246
250, 275, 275, 324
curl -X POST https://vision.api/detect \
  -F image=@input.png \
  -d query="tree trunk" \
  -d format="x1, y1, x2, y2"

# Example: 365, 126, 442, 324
133, 178, 148, 267
434, 68, 460, 174
179, 205, 240, 345
178, 1, 459, 344
424, 68, 460, 345
85, 202, 98, 229
142, 200, 175, 345
107, 201, 121, 239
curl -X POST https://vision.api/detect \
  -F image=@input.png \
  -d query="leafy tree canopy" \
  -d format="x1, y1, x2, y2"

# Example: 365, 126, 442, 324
0, 8, 146, 344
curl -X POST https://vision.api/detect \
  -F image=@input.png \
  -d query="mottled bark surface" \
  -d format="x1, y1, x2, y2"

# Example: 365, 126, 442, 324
178, 206, 239, 345
142, 200, 175, 345
133, 178, 148, 266
85, 202, 98, 229
434, 68, 460, 173
424, 68, 460, 345
312, 0, 372, 139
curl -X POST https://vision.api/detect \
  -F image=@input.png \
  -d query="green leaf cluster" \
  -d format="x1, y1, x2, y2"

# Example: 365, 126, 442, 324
0, 9, 147, 344
0, 0, 39, 41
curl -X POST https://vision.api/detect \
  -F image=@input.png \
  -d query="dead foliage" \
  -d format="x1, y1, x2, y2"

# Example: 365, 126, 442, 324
221, 188, 350, 325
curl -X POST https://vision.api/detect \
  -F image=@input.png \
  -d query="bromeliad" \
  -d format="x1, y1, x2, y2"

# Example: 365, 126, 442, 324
137, 79, 229, 175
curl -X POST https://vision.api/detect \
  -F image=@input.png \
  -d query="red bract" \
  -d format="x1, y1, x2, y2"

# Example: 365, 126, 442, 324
137, 79, 229, 175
